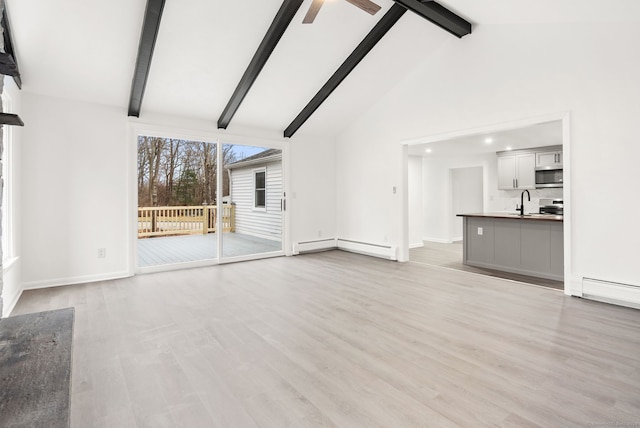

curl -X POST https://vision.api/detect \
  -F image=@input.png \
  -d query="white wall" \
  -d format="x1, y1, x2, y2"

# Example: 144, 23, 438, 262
15, 98, 337, 291
336, 22, 640, 291
451, 166, 483, 241
20, 93, 131, 288
288, 135, 337, 246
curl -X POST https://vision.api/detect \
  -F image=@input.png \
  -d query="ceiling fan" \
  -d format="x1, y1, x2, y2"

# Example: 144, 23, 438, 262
303, 0, 382, 24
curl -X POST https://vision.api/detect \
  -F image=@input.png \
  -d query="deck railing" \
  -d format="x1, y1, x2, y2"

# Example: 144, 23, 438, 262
138, 205, 235, 238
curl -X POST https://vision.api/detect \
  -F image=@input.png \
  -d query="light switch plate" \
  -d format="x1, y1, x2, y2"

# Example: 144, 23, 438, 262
477, 227, 483, 236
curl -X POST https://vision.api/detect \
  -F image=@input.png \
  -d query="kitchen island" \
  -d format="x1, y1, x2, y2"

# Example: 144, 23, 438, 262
457, 213, 563, 281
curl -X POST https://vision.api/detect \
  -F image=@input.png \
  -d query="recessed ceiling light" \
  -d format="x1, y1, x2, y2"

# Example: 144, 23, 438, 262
484, 138, 493, 144
426, 148, 432, 153
505, 146, 512, 151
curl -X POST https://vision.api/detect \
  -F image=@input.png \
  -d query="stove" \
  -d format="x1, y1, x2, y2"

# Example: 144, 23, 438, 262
539, 198, 563, 215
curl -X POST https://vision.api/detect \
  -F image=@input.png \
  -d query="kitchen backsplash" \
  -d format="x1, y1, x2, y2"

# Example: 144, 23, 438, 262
489, 188, 563, 214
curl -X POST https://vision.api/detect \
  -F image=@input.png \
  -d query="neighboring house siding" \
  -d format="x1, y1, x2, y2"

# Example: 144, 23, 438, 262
230, 161, 282, 240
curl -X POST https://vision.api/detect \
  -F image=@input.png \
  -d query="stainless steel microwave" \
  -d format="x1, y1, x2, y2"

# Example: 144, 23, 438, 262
535, 168, 563, 188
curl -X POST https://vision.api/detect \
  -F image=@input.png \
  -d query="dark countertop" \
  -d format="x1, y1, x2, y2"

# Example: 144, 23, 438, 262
457, 212, 564, 222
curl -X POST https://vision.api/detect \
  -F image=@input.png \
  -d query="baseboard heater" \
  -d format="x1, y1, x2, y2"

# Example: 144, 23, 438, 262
582, 277, 640, 309
336, 239, 397, 261
292, 239, 337, 255
293, 238, 397, 261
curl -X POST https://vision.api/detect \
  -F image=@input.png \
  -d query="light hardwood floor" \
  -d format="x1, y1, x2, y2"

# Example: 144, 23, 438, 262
11, 250, 640, 427
411, 241, 564, 290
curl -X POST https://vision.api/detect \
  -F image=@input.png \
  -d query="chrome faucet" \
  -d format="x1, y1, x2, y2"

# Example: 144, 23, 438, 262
517, 189, 531, 216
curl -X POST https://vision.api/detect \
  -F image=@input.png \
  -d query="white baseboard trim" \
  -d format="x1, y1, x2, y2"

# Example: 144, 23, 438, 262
410, 242, 424, 249
337, 239, 397, 261
3, 288, 23, 318
423, 237, 453, 244
22, 270, 132, 291
293, 238, 397, 261
582, 277, 640, 309
292, 239, 337, 255
568, 274, 582, 296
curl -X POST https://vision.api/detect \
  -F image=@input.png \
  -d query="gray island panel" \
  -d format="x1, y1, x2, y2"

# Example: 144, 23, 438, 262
467, 217, 494, 264
549, 222, 564, 277
494, 219, 521, 268
460, 213, 564, 281
520, 221, 551, 272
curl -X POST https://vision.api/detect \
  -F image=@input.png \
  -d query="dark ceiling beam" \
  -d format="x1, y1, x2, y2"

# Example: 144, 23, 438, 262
392, 0, 471, 38
0, 112, 23, 126
217, 0, 304, 130
284, 4, 407, 138
1, 5, 22, 89
128, 0, 166, 117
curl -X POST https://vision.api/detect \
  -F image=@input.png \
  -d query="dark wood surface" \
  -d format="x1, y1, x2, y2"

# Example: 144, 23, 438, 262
0, 113, 24, 126
458, 212, 564, 222
284, 4, 407, 138
218, 0, 305, 129
392, 0, 472, 38
128, 0, 166, 117
1, 6, 22, 88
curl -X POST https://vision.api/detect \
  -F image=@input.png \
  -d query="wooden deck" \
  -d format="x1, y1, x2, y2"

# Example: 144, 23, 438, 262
137, 232, 281, 267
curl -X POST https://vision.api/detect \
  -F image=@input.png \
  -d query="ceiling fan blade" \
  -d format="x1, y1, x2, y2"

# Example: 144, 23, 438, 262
303, 0, 325, 23
344, 0, 382, 15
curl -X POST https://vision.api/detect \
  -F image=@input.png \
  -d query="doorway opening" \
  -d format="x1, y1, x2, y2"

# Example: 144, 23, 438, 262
405, 116, 569, 291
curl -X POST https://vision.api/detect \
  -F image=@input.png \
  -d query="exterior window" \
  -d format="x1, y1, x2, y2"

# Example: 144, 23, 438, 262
254, 168, 266, 210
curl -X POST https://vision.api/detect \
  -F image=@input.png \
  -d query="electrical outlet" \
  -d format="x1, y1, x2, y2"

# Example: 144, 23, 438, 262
477, 227, 483, 236
98, 248, 106, 258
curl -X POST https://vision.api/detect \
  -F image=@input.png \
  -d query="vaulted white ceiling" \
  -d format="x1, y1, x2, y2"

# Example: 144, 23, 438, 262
7, 0, 640, 138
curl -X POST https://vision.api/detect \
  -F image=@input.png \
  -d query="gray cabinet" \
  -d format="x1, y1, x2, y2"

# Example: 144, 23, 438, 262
461, 216, 564, 281
497, 153, 535, 190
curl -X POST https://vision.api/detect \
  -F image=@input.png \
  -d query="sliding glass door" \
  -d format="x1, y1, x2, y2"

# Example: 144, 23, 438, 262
220, 143, 283, 261
136, 136, 283, 270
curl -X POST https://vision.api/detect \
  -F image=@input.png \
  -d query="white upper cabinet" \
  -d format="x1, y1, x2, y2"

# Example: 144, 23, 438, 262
536, 150, 563, 168
516, 153, 536, 188
497, 156, 517, 189
497, 153, 536, 190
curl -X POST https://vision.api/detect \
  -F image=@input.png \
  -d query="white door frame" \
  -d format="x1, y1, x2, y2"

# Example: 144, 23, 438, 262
400, 112, 573, 295
128, 119, 290, 275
